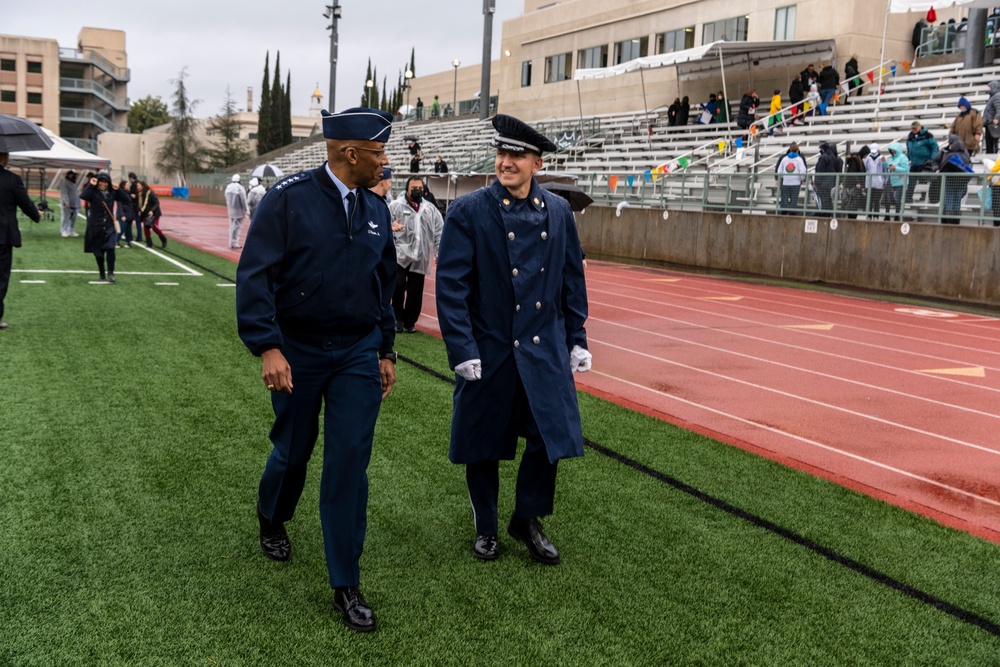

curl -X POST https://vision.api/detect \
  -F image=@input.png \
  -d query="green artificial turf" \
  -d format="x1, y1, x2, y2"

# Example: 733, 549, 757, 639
2, 214, 1000, 665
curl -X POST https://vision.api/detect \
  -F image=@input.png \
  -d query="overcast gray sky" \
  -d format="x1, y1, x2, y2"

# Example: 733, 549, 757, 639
5, 1, 524, 117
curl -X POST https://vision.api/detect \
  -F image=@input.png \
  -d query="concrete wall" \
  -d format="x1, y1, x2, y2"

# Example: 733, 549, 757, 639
576, 206, 1000, 306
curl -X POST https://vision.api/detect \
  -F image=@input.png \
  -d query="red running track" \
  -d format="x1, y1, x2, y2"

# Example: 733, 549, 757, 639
162, 198, 1000, 543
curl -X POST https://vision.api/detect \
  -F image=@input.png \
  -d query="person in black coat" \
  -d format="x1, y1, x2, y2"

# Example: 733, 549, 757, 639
800, 64, 818, 91
815, 142, 844, 213
789, 78, 806, 123
818, 64, 840, 109
844, 55, 860, 103
667, 97, 680, 126
134, 181, 167, 248
736, 90, 759, 130
677, 96, 690, 126
0, 152, 41, 328
80, 173, 130, 283
115, 180, 134, 248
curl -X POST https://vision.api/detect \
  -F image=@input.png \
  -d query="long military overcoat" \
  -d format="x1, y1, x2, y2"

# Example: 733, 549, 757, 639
436, 178, 588, 465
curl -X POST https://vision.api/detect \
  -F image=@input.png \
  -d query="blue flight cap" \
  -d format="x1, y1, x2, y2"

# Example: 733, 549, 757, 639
489, 114, 557, 155
321, 107, 393, 142
382, 167, 393, 180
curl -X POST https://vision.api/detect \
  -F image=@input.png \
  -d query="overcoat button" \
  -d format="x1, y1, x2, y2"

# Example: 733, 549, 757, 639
515, 304, 521, 312
512, 268, 518, 276
514, 340, 520, 348
535, 302, 541, 310
541, 232, 548, 240
540, 267, 545, 273
532, 336, 540, 344
508, 232, 515, 240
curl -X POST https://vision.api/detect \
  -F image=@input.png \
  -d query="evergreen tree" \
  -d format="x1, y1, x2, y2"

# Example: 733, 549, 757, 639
206, 87, 253, 169
409, 47, 416, 78
127, 95, 170, 134
361, 59, 372, 107
257, 52, 273, 155
283, 71, 293, 146
155, 67, 204, 185
270, 52, 284, 150
380, 75, 387, 112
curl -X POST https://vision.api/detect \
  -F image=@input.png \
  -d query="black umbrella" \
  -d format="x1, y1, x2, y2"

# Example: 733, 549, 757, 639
541, 181, 594, 212
0, 113, 54, 152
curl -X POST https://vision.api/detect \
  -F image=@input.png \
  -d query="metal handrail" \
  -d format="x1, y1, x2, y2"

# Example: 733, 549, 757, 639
59, 77, 128, 110
58, 47, 130, 81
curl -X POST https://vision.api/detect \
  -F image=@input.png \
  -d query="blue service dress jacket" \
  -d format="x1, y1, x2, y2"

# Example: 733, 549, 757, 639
236, 165, 397, 356
436, 178, 589, 465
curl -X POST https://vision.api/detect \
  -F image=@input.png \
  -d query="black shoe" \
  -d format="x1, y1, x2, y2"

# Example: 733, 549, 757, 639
161, 237, 167, 249
257, 504, 291, 561
473, 534, 499, 561
99, 274, 106, 282
507, 516, 560, 565
404, 326, 416, 334
394, 322, 404, 333
107, 273, 115, 284
333, 586, 377, 632
146, 239, 153, 248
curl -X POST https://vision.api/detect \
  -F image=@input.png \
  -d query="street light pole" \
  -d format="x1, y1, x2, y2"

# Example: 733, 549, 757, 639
479, 0, 495, 120
366, 79, 374, 108
404, 69, 413, 118
452, 59, 461, 117
323, 2, 342, 111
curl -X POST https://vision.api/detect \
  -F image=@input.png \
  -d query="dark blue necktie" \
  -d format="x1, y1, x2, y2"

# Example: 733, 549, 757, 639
345, 191, 357, 220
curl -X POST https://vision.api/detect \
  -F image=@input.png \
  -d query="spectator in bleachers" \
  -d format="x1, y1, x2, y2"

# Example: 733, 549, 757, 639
806, 83, 823, 117
678, 96, 691, 126
697, 94, 716, 124
788, 78, 805, 125
885, 142, 911, 221
930, 134, 973, 224
843, 149, 867, 217
982, 82, 1000, 154
951, 97, 983, 155
775, 143, 807, 215
415, 97, 424, 120
714, 91, 730, 124
736, 90, 759, 132
987, 158, 1000, 225
912, 18, 928, 56
905, 121, 939, 203
434, 155, 448, 174
430, 95, 441, 118
945, 19, 957, 52
409, 151, 423, 174
843, 55, 860, 104
818, 63, 840, 109
667, 98, 680, 126
767, 90, 783, 136
800, 65, 818, 91
815, 142, 843, 213
864, 143, 890, 220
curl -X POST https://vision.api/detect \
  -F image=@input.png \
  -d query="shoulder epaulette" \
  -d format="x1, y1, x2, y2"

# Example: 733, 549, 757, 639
271, 171, 312, 192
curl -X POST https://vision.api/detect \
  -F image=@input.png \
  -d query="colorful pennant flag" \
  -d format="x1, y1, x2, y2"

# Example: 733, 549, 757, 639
626, 175, 635, 187
902, 60, 911, 73
890, 65, 896, 77
608, 175, 619, 192
735, 137, 743, 148
717, 140, 726, 154
866, 71, 875, 84
644, 169, 652, 183
678, 156, 690, 169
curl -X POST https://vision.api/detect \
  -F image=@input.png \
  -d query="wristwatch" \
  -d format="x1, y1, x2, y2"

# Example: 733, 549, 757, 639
379, 351, 398, 363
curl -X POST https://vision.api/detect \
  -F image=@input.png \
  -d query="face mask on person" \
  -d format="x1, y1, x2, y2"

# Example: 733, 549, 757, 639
409, 188, 424, 203
788, 151, 799, 158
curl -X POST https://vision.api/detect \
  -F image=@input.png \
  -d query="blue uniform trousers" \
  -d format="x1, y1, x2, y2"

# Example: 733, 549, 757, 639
465, 373, 558, 536
258, 328, 382, 589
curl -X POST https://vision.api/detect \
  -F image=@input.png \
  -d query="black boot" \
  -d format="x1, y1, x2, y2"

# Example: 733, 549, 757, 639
160, 236, 167, 249
146, 238, 153, 248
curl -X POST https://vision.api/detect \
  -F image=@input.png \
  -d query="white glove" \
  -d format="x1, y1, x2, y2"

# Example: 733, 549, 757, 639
455, 359, 482, 381
570, 345, 592, 373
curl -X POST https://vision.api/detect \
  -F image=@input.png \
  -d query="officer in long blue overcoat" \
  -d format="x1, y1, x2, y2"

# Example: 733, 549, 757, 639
435, 114, 592, 565
236, 107, 397, 633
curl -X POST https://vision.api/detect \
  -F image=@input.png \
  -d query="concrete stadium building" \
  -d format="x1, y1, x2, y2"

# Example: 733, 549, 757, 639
407, 0, 964, 121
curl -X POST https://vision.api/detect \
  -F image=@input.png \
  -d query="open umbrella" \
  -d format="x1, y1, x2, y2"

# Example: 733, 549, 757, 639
251, 164, 284, 178
541, 181, 594, 212
0, 113, 54, 152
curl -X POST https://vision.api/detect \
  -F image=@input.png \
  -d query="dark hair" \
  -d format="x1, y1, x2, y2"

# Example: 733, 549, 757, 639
405, 176, 424, 190
773, 89, 781, 95
128, 172, 137, 180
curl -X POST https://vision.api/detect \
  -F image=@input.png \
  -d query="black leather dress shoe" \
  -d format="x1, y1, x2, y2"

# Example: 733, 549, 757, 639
473, 534, 499, 561
507, 516, 560, 565
257, 504, 291, 562
333, 586, 377, 632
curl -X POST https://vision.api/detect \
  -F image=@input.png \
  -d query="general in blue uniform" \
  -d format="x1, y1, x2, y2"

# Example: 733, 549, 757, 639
435, 114, 591, 565
236, 107, 397, 633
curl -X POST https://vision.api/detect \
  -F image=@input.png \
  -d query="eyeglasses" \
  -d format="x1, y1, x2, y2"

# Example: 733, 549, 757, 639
342, 146, 387, 159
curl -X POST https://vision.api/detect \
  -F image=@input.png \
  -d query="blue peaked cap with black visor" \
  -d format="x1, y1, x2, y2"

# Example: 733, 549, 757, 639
489, 113, 557, 155
321, 107, 393, 142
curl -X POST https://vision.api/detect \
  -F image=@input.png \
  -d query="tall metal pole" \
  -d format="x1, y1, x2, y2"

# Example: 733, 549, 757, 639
326, 1, 341, 112
479, 0, 495, 120
874, 0, 889, 131
965, 8, 988, 70
452, 61, 460, 117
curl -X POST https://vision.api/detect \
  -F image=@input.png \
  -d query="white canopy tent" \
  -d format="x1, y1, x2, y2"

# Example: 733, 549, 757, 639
573, 39, 836, 147
9, 127, 111, 171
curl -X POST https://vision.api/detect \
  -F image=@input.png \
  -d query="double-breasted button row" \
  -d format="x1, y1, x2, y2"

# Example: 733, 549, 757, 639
512, 268, 519, 277
514, 340, 520, 348
508, 232, 515, 240
532, 336, 540, 344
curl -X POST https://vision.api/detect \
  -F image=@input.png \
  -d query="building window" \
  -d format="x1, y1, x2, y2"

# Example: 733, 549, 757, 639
27, 61, 42, 74
578, 45, 608, 70
521, 60, 532, 87
702, 16, 749, 43
0, 59, 14, 72
1, 90, 15, 102
774, 6, 796, 40
615, 37, 649, 64
27, 92, 41, 104
544, 53, 571, 83
657, 28, 695, 54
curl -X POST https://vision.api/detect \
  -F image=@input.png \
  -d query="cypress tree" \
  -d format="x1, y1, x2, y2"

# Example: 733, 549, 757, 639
257, 52, 272, 155
284, 71, 293, 145
409, 47, 416, 77
270, 52, 284, 149
361, 59, 372, 107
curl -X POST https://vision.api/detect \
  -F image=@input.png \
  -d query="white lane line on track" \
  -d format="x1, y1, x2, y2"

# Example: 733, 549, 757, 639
589, 336, 1000, 458
588, 368, 1000, 510
585, 271, 1000, 348
588, 313, 1000, 415
587, 286, 1000, 372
